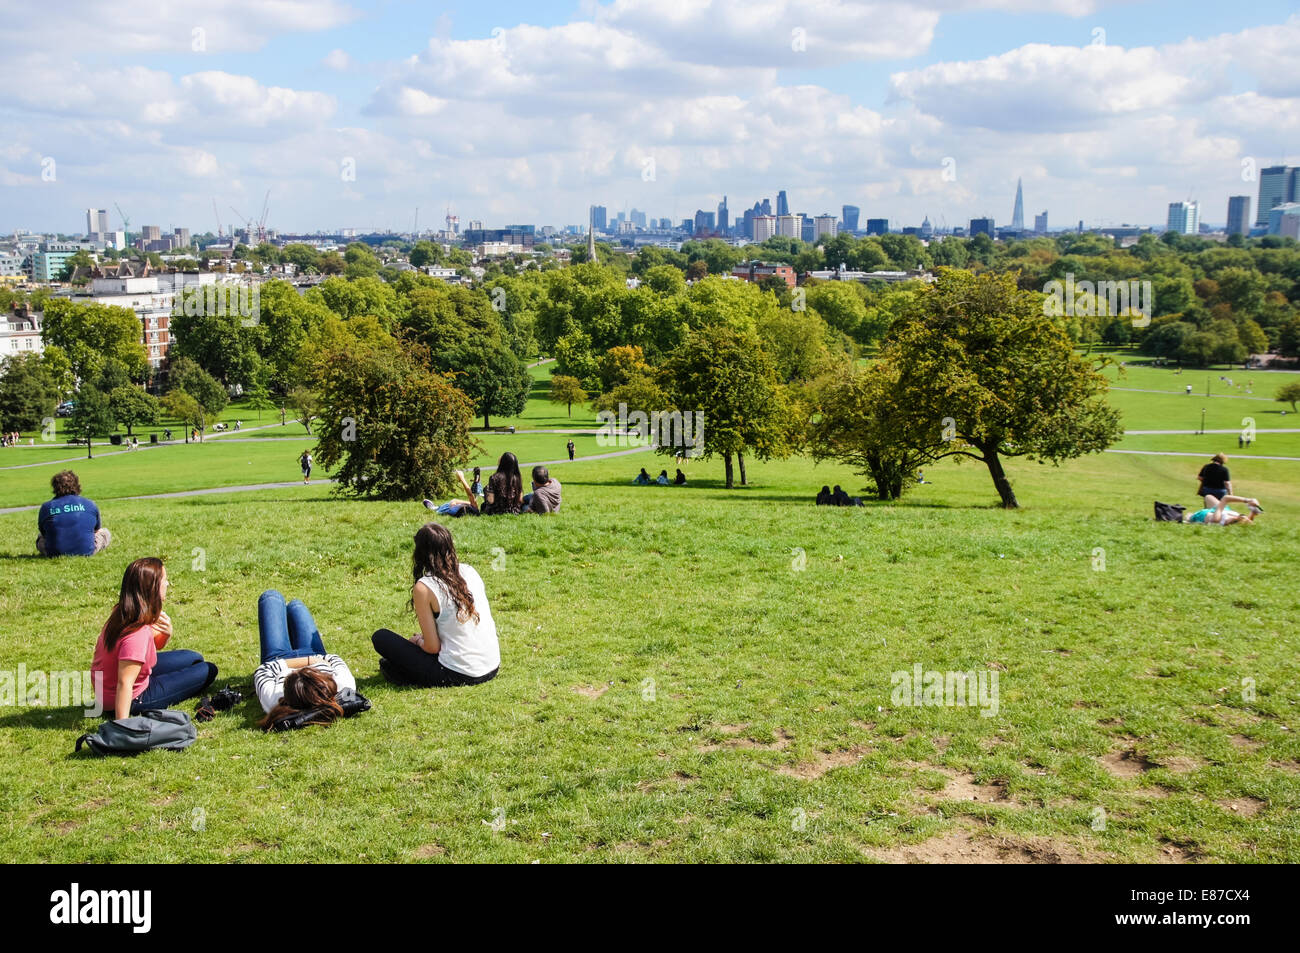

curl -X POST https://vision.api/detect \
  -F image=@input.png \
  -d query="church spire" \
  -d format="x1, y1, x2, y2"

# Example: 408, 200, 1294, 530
587, 205, 597, 262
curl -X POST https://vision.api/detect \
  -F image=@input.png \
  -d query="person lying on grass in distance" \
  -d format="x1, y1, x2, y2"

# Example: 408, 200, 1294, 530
371, 523, 501, 688
1183, 493, 1264, 526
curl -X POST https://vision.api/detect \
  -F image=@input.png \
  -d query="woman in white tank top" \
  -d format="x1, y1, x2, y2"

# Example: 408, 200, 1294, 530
371, 523, 501, 687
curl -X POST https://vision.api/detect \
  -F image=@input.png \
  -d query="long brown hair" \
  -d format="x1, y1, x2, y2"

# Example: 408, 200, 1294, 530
103, 557, 165, 650
411, 522, 478, 623
260, 667, 343, 730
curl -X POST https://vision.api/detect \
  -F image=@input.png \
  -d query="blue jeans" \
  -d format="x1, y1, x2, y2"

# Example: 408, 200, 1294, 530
258, 589, 326, 663
131, 650, 217, 714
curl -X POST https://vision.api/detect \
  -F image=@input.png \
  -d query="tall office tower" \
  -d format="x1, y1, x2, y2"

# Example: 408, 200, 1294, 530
841, 205, 860, 232
1166, 201, 1199, 235
1011, 178, 1024, 231
630, 208, 647, 228
865, 218, 888, 236
969, 217, 994, 237
717, 196, 729, 234
776, 191, 789, 216
141, 224, 162, 241
814, 214, 838, 240
777, 213, 802, 238
693, 209, 716, 233
1227, 196, 1251, 236
800, 216, 815, 242
173, 228, 191, 248
591, 205, 607, 231
742, 207, 755, 239
760, 198, 772, 216
1034, 211, 1048, 234
1255, 166, 1293, 226
753, 215, 778, 241
86, 208, 110, 240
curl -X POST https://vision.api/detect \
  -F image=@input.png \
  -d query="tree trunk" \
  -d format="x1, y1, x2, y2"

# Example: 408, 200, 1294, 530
723, 453, 734, 489
86, 437, 92, 459
983, 446, 1018, 508
738, 451, 747, 486
567, 402, 572, 418
483, 413, 490, 429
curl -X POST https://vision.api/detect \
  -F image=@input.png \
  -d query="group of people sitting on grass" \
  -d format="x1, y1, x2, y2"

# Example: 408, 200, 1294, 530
425, 452, 563, 517
632, 468, 686, 485
88, 521, 501, 730
815, 485, 864, 507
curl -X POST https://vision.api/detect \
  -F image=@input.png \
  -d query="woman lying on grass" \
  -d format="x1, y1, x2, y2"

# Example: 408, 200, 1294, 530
91, 557, 218, 720
254, 589, 366, 730
372, 522, 500, 688
1183, 493, 1264, 526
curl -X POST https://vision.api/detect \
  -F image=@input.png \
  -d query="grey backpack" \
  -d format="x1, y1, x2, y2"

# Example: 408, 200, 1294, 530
76, 709, 197, 756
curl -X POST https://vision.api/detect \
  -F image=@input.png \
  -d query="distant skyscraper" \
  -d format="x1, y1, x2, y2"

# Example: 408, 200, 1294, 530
969, 217, 994, 237
1227, 196, 1251, 236
776, 213, 802, 238
814, 214, 837, 240
717, 196, 729, 234
800, 216, 815, 242
1011, 179, 1024, 231
86, 208, 109, 240
742, 207, 755, 239
587, 206, 597, 260
1034, 211, 1048, 234
1167, 201, 1199, 235
760, 198, 772, 217
753, 215, 778, 241
630, 208, 646, 228
591, 205, 607, 231
841, 205, 860, 232
865, 218, 888, 236
1255, 166, 1293, 227
776, 191, 789, 216
693, 209, 715, 233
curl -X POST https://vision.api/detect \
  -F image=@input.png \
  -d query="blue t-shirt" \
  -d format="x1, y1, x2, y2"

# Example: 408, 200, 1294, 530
37, 494, 101, 556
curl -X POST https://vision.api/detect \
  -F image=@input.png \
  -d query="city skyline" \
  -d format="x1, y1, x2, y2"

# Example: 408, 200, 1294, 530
1, 1, 1298, 235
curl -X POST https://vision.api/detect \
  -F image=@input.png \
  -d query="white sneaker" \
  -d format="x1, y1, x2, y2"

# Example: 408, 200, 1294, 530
422, 499, 436, 510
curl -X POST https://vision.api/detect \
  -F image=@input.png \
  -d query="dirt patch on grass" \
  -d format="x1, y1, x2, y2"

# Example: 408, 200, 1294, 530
1156, 756, 1202, 774
698, 728, 793, 752
412, 844, 446, 859
1100, 750, 1156, 778
572, 684, 610, 699
1156, 840, 1202, 863
868, 827, 1089, 864
1268, 759, 1300, 774
1230, 734, 1262, 752
1217, 796, 1266, 817
638, 771, 697, 792
775, 744, 871, 780
932, 768, 1020, 807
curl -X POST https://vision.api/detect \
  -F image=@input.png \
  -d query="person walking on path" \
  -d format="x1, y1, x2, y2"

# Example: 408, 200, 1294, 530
299, 450, 313, 484
567, 439, 575, 461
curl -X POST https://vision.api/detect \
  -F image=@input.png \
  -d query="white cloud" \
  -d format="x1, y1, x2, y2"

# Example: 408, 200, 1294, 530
323, 49, 354, 71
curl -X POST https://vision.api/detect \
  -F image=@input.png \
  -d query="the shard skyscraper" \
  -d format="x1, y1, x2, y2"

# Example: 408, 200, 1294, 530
1011, 178, 1025, 231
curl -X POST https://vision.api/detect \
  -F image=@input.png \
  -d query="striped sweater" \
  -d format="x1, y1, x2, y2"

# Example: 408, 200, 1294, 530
254, 655, 355, 713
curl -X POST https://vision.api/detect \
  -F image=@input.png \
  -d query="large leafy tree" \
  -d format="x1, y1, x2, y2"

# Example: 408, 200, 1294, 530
884, 269, 1123, 508
314, 340, 478, 500
167, 356, 229, 419
0, 353, 61, 432
108, 385, 161, 436
660, 325, 800, 488
169, 295, 264, 387
41, 299, 148, 382
547, 374, 588, 417
445, 342, 532, 428
67, 385, 115, 459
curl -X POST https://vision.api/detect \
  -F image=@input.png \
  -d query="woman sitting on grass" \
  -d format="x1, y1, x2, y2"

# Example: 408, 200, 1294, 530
372, 523, 500, 687
254, 589, 360, 730
1183, 494, 1264, 526
91, 557, 218, 720
425, 454, 524, 517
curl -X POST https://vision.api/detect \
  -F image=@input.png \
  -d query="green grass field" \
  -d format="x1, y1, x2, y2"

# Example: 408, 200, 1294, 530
1, 356, 1298, 863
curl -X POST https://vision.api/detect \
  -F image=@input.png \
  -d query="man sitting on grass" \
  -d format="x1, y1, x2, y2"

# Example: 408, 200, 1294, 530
37, 470, 111, 557
524, 465, 562, 513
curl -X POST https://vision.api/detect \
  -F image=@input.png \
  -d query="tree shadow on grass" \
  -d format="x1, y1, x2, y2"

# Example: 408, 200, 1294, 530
0, 705, 100, 731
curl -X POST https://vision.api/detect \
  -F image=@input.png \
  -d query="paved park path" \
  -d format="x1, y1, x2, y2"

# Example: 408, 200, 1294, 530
0, 443, 655, 515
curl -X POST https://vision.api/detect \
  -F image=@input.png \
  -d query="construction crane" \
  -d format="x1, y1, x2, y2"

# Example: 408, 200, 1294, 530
114, 202, 130, 239
256, 189, 270, 244
212, 199, 223, 239
229, 206, 253, 245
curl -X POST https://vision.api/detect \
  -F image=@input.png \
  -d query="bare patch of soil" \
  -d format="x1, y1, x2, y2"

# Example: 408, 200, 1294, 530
1217, 797, 1265, 818
1100, 750, 1155, 778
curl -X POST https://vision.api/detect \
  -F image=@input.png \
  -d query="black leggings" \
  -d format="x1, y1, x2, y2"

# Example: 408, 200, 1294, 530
371, 629, 498, 687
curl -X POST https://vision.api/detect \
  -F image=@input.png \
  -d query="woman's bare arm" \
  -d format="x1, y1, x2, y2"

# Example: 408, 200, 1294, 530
411, 583, 443, 654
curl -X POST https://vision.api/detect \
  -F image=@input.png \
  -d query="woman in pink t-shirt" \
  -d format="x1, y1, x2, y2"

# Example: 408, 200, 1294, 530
91, 557, 218, 719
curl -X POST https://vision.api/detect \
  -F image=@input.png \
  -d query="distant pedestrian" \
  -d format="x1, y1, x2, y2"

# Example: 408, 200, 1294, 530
299, 450, 313, 484
567, 439, 575, 461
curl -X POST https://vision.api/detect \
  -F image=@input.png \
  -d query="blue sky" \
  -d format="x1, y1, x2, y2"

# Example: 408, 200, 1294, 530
2, 0, 1298, 235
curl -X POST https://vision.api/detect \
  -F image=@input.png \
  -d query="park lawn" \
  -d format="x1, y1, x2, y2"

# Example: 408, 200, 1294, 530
0, 433, 631, 511
1115, 434, 1300, 458
0, 447, 1297, 863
